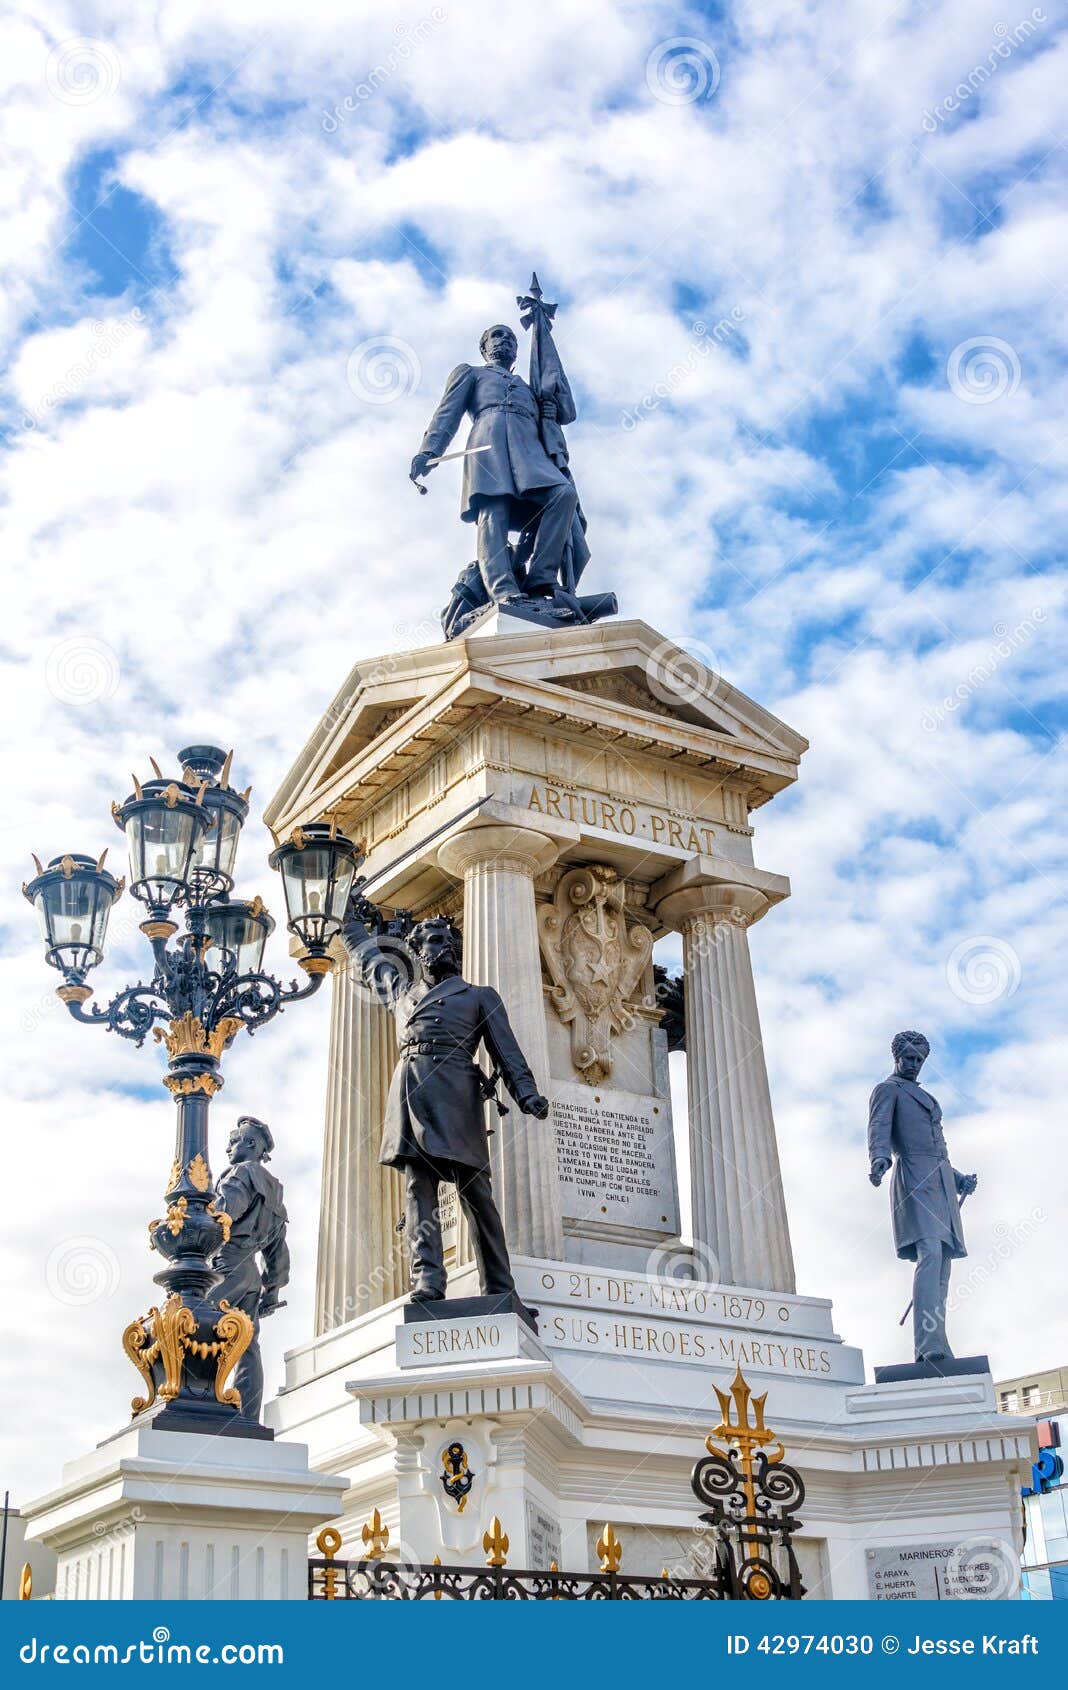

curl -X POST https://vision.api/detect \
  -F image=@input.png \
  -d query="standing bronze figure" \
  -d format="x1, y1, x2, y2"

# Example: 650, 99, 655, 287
342, 905, 548, 1320
212, 1117, 290, 1424
411, 275, 615, 638
868, 1031, 977, 1366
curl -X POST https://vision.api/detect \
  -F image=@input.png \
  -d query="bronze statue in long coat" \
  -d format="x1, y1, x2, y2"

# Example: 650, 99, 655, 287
343, 909, 548, 1306
868, 1031, 977, 1363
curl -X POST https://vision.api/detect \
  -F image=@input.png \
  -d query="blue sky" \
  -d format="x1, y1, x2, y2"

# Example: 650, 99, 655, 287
1, 0, 1066, 1496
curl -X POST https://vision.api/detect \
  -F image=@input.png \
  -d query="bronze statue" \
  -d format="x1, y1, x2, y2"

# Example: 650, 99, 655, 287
411, 275, 614, 637
212, 1117, 289, 1423
868, 1031, 977, 1365
342, 906, 548, 1320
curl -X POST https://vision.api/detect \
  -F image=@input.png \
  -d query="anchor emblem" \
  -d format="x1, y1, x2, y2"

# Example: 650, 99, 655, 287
440, 1441, 476, 1512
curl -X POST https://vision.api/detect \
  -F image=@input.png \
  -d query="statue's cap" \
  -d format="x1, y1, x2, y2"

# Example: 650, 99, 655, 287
234, 1115, 274, 1156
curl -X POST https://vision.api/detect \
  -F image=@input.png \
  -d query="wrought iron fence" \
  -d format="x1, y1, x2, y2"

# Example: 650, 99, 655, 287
308, 1557, 730, 1601
308, 1366, 806, 1602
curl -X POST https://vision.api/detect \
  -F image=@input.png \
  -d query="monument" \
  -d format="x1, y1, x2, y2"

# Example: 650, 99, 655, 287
16, 276, 1035, 1601
258, 281, 1033, 1593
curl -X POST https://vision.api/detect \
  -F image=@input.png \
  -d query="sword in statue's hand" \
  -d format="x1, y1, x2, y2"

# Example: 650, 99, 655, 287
411, 443, 492, 495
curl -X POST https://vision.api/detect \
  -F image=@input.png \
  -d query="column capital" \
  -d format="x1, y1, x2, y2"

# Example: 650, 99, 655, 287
437, 823, 561, 881
655, 883, 770, 931
650, 854, 790, 933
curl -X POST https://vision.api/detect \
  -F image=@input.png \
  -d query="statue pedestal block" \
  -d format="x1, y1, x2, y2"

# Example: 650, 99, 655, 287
268, 1256, 1034, 1597
396, 1308, 545, 1368
22, 1427, 347, 1600
873, 1354, 991, 1384
402, 1291, 539, 1335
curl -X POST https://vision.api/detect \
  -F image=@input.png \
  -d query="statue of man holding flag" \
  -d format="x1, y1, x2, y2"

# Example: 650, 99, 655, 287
411, 275, 610, 634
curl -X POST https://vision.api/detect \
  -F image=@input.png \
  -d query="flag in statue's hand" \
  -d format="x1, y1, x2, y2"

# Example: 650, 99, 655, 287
517, 272, 576, 469
515, 271, 591, 595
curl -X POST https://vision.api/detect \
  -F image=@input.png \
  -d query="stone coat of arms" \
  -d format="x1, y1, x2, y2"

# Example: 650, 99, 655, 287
538, 865, 653, 1083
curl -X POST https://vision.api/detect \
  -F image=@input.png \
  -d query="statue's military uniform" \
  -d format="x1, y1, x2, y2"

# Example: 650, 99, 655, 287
868, 1073, 967, 1360
418, 362, 570, 521
346, 918, 543, 1299
417, 361, 580, 600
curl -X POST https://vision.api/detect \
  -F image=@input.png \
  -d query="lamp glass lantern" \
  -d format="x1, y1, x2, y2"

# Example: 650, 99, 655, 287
180, 745, 249, 894
269, 823, 360, 956
203, 898, 275, 978
23, 855, 123, 977
114, 779, 209, 911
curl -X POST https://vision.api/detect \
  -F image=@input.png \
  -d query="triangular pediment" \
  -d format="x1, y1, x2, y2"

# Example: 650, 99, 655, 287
265, 619, 807, 837
549, 666, 730, 733
461, 620, 806, 760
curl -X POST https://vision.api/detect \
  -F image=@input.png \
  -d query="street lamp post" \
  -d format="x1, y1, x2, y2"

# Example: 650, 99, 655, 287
23, 745, 361, 1438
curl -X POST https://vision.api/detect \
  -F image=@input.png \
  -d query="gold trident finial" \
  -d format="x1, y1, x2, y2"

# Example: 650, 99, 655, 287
706, 1366, 785, 1469
361, 1507, 389, 1560
706, 1366, 787, 1571
482, 1515, 509, 1567
596, 1523, 623, 1573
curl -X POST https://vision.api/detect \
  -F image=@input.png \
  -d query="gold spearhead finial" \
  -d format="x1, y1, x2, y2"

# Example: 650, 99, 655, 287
220, 749, 234, 788
96, 848, 109, 871
148, 756, 164, 779
361, 1507, 389, 1560
596, 1523, 622, 1572
131, 773, 143, 799
31, 852, 45, 875
483, 1515, 509, 1566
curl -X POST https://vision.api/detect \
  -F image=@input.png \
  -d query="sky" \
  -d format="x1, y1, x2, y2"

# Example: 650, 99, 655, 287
1, 0, 1065, 1501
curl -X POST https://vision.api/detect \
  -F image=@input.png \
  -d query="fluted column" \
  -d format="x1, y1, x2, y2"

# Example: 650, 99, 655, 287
437, 824, 563, 1261
655, 883, 795, 1294
315, 952, 403, 1334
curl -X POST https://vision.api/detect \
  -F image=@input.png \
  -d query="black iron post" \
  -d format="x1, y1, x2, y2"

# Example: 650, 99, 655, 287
24, 746, 361, 1438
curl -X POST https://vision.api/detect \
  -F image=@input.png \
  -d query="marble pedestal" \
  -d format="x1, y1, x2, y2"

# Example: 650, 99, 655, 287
268, 1256, 1035, 1598
22, 1428, 347, 1601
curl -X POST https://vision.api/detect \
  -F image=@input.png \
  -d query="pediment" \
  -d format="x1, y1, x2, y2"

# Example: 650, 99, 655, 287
315, 699, 419, 786
464, 621, 806, 760
550, 666, 729, 733
265, 618, 807, 837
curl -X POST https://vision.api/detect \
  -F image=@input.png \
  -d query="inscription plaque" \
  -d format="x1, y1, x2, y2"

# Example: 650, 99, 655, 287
551, 1081, 679, 1237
